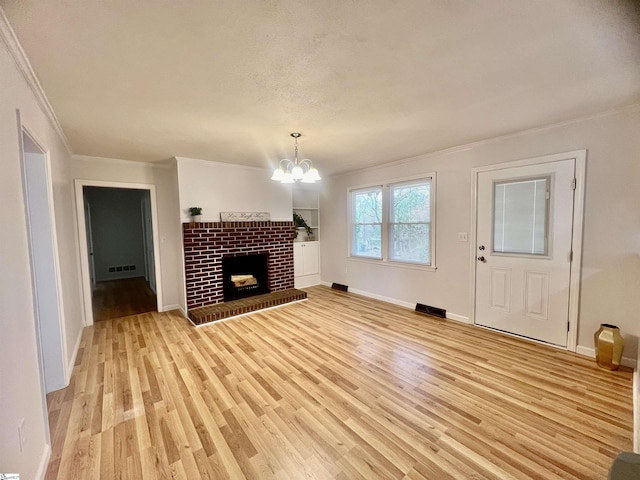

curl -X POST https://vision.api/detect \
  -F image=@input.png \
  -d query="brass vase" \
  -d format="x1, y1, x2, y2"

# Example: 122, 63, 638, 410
594, 324, 624, 370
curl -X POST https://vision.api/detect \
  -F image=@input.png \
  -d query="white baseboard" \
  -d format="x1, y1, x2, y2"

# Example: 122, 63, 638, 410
575, 345, 636, 369
65, 328, 83, 385
36, 443, 51, 480
320, 281, 468, 323
446, 312, 471, 324
634, 365, 639, 453
162, 304, 186, 316
294, 274, 321, 289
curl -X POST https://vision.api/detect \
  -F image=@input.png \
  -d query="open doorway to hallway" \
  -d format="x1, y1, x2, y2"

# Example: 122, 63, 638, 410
83, 186, 157, 321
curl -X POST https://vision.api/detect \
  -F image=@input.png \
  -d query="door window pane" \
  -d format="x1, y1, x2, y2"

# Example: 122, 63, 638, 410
493, 177, 548, 255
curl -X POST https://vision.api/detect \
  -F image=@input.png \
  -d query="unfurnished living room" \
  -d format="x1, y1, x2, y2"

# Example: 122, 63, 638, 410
1, 1, 639, 479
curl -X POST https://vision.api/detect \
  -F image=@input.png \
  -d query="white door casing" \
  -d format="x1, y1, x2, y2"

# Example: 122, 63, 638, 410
472, 151, 586, 350
75, 179, 164, 325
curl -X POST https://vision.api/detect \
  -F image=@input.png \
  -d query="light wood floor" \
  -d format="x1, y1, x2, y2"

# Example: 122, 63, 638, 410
46, 286, 633, 479
92, 276, 157, 322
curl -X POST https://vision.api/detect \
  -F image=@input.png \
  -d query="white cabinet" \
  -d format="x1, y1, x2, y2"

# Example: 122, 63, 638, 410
293, 242, 320, 287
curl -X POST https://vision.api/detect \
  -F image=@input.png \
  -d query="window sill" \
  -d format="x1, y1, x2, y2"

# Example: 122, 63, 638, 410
347, 256, 437, 272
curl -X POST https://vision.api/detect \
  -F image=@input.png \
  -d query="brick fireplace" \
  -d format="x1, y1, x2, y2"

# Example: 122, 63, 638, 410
183, 221, 295, 310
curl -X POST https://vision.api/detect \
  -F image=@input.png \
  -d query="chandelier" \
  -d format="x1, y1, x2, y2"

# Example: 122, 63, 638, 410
270, 133, 321, 184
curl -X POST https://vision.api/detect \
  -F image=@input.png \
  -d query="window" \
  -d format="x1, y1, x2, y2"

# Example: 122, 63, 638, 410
351, 187, 382, 259
350, 175, 434, 267
493, 177, 549, 255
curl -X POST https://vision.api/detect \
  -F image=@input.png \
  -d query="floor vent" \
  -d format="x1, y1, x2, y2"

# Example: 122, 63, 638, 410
415, 303, 446, 318
331, 283, 349, 292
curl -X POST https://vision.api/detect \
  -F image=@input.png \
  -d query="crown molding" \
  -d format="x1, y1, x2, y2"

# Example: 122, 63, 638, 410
0, 8, 71, 153
334, 101, 640, 178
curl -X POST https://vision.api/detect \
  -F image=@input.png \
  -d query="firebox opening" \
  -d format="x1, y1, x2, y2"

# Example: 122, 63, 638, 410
222, 253, 270, 302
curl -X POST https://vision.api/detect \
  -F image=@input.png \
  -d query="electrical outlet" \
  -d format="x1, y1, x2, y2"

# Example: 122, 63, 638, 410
457, 232, 468, 242
18, 418, 25, 452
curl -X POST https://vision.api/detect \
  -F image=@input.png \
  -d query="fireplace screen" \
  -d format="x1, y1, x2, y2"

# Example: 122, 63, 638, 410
222, 253, 270, 301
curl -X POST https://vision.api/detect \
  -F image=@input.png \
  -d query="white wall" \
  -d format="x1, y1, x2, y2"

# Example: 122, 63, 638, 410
0, 16, 84, 479
84, 187, 147, 281
70, 156, 184, 311
176, 157, 293, 222
321, 105, 640, 360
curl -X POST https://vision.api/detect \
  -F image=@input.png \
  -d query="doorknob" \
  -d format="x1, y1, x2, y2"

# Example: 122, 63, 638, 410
477, 256, 486, 262
478, 245, 485, 251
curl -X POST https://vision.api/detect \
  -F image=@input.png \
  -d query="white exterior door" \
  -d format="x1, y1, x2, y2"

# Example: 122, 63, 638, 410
475, 158, 576, 346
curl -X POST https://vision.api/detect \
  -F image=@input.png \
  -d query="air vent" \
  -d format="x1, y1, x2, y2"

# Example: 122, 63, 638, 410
331, 283, 349, 292
108, 265, 136, 273
415, 303, 446, 318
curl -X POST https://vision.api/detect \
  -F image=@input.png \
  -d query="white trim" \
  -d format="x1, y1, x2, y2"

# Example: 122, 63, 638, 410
35, 443, 51, 480
320, 281, 467, 323
0, 9, 70, 152
294, 274, 321, 289
446, 312, 471, 324
72, 154, 174, 169
74, 179, 164, 325
66, 328, 83, 379
192, 299, 308, 327
330, 103, 640, 178
162, 304, 187, 318
347, 172, 437, 269
470, 150, 585, 352
633, 358, 638, 453
575, 345, 636, 369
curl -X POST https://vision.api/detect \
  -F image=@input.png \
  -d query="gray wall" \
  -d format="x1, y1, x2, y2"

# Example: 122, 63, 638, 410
84, 187, 148, 281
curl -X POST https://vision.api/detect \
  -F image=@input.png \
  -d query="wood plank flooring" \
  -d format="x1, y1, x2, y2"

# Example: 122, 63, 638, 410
46, 285, 633, 479
92, 276, 157, 322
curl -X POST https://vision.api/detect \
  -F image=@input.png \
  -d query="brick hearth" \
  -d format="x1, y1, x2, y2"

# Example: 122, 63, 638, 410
183, 221, 295, 310
188, 288, 307, 325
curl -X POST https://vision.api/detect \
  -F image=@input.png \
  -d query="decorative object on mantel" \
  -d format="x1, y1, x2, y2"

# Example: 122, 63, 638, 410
293, 212, 313, 241
594, 323, 624, 370
188, 207, 202, 222
220, 211, 271, 222
271, 132, 322, 184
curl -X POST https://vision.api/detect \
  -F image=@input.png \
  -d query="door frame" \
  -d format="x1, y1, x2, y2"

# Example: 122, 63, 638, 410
74, 179, 164, 325
470, 150, 586, 352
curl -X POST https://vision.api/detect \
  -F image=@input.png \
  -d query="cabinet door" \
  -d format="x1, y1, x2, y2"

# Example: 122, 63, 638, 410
302, 242, 319, 275
293, 243, 304, 277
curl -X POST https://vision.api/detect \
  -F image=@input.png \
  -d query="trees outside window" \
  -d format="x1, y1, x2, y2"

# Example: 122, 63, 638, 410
350, 176, 434, 266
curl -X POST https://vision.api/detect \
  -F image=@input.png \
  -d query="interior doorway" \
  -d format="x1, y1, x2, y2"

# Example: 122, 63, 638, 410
75, 180, 164, 325
20, 128, 67, 393
83, 186, 157, 321
472, 151, 585, 351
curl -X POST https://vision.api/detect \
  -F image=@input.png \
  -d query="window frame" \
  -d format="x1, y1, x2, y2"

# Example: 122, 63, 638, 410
349, 185, 383, 260
348, 173, 436, 271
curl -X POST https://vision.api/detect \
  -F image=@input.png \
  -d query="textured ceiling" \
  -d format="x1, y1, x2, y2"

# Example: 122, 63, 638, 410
2, 0, 640, 176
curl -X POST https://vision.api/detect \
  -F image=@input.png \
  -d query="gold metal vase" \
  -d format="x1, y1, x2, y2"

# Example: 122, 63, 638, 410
594, 323, 624, 370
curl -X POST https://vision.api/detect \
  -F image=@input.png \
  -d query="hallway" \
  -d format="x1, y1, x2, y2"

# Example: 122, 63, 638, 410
92, 276, 157, 322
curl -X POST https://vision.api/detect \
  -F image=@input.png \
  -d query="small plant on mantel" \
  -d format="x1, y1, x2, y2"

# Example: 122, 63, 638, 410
189, 207, 202, 222
293, 212, 313, 240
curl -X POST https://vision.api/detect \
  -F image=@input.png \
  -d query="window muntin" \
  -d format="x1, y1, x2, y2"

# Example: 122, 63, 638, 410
349, 176, 434, 266
493, 177, 549, 255
389, 180, 431, 264
351, 187, 382, 259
